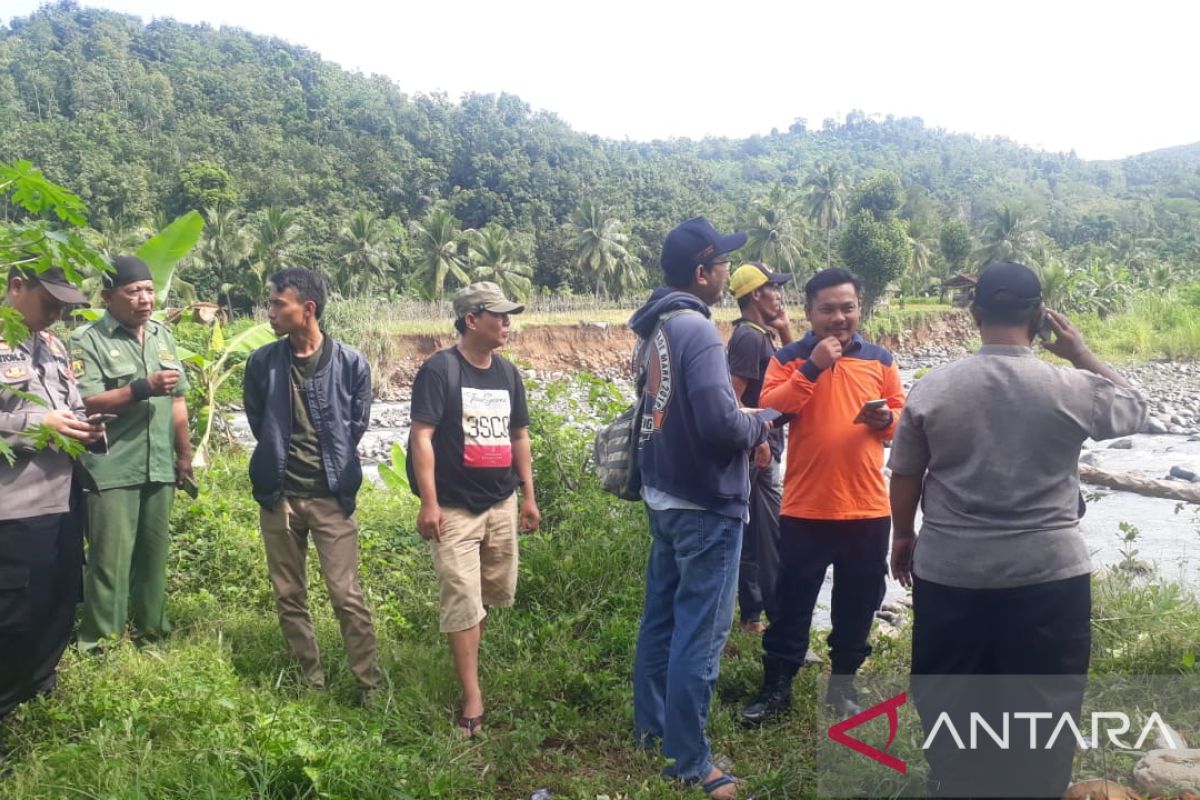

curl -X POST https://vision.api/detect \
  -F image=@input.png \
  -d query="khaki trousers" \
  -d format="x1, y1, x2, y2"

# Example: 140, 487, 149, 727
259, 495, 381, 690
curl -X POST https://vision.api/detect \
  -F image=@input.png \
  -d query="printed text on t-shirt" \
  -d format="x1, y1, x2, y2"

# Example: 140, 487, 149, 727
461, 387, 512, 468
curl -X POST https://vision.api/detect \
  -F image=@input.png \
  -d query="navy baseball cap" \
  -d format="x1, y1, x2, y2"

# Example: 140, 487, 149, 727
974, 262, 1042, 311
660, 217, 747, 283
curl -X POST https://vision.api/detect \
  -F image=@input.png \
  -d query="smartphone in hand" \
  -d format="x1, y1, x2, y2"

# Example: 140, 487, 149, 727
180, 474, 200, 499
854, 398, 889, 424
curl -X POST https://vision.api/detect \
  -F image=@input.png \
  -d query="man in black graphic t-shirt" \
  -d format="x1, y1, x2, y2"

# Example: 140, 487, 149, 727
409, 281, 540, 739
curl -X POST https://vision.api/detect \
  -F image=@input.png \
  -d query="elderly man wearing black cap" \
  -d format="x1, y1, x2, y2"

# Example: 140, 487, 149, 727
629, 218, 772, 798
408, 281, 540, 738
70, 256, 192, 649
1, 266, 100, 720
888, 262, 1147, 798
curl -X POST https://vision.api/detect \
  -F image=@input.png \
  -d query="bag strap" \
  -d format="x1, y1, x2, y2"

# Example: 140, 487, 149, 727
732, 317, 771, 337
633, 308, 701, 394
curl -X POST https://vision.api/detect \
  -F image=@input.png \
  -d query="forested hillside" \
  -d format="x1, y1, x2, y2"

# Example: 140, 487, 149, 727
1, 1, 1198, 306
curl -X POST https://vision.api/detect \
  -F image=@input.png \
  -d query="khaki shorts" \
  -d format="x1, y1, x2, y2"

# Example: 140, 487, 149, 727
430, 494, 519, 633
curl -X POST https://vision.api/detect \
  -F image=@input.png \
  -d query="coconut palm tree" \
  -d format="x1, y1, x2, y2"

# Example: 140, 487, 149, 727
903, 219, 938, 297
804, 163, 847, 267
568, 199, 634, 300
245, 206, 301, 300
198, 206, 250, 308
335, 210, 393, 297
977, 205, 1040, 268
467, 222, 533, 301
743, 185, 807, 273
410, 206, 469, 300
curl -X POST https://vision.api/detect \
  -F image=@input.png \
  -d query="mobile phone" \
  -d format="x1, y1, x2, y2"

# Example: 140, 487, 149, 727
854, 398, 889, 424
180, 475, 199, 499
1035, 312, 1055, 343
755, 408, 784, 424
85, 429, 109, 455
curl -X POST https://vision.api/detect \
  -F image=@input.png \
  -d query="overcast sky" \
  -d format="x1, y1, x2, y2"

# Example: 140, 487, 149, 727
2, 0, 1197, 160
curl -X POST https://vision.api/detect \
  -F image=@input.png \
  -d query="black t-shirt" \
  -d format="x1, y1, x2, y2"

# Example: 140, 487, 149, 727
727, 319, 785, 458
409, 348, 529, 513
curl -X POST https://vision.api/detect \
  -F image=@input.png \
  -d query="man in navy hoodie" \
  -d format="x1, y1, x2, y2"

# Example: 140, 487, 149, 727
630, 217, 772, 799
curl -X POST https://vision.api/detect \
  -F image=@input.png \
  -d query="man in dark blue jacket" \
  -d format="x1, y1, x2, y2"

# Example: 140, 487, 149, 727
243, 268, 381, 700
631, 218, 772, 799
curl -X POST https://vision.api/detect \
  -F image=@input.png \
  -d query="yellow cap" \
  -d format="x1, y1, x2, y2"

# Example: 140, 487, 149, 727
729, 262, 791, 299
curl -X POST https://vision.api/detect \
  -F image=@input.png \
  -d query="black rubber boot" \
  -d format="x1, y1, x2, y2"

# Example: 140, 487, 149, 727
739, 656, 797, 726
824, 673, 862, 717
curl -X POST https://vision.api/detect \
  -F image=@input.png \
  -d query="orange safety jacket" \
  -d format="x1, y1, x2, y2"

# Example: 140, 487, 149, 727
760, 332, 905, 521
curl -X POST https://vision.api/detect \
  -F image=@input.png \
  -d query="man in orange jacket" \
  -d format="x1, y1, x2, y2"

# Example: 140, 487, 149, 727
740, 268, 905, 724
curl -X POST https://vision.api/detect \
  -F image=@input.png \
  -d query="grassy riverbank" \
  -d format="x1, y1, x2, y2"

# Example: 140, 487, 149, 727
1, 376, 1197, 799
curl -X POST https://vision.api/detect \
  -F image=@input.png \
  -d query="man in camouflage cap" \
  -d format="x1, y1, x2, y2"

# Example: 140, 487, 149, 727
1, 266, 100, 719
70, 255, 192, 648
408, 282, 540, 737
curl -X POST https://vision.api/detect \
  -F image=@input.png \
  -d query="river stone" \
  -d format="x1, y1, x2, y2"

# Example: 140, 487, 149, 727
1079, 452, 1099, 466
1169, 465, 1198, 482
1108, 438, 1134, 450
1133, 749, 1200, 795
1153, 722, 1189, 750
1141, 416, 1170, 434
1062, 779, 1140, 800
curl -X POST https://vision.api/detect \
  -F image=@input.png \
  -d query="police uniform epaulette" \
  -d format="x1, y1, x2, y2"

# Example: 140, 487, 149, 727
38, 329, 69, 360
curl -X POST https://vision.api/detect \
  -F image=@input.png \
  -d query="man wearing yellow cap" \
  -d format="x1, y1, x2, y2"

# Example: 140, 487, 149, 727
726, 263, 793, 634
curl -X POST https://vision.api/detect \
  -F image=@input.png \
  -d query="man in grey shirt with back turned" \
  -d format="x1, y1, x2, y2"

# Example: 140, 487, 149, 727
888, 262, 1147, 799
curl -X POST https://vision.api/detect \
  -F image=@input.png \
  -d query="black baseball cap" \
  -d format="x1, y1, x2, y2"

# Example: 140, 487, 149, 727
974, 262, 1042, 311
17, 266, 88, 305
660, 217, 747, 283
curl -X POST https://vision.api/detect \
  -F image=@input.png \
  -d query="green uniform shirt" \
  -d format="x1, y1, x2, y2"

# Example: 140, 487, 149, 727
70, 311, 190, 490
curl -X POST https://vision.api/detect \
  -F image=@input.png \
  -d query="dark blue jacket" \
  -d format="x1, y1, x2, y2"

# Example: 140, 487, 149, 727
629, 288, 770, 520
243, 336, 372, 515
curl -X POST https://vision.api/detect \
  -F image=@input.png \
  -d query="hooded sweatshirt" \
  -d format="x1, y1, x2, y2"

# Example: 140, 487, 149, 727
628, 288, 770, 520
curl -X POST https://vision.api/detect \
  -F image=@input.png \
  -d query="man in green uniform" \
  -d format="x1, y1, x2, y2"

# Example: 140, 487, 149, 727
70, 256, 192, 648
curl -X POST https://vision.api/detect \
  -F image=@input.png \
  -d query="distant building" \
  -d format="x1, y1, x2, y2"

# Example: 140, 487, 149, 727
942, 273, 978, 307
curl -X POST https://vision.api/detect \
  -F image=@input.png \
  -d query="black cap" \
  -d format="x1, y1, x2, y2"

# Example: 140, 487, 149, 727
18, 266, 88, 305
660, 217, 747, 283
102, 255, 153, 289
974, 262, 1042, 311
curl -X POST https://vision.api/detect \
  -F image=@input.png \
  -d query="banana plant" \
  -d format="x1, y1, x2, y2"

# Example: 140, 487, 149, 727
377, 441, 411, 492
181, 320, 277, 467
75, 210, 205, 321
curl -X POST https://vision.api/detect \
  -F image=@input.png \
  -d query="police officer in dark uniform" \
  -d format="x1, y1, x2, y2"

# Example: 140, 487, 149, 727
1, 266, 100, 720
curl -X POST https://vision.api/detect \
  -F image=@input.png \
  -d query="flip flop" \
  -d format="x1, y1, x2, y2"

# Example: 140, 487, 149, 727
699, 772, 738, 798
456, 714, 484, 739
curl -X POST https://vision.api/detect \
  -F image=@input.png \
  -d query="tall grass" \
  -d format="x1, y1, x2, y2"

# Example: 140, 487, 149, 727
1072, 290, 1200, 362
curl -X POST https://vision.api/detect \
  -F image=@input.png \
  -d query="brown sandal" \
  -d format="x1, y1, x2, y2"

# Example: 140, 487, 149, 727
456, 714, 484, 738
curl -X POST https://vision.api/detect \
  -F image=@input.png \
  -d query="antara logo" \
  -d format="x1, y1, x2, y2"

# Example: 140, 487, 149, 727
827, 692, 908, 774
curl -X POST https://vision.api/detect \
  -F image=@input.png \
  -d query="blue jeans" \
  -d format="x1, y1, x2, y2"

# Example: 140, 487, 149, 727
633, 507, 742, 782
